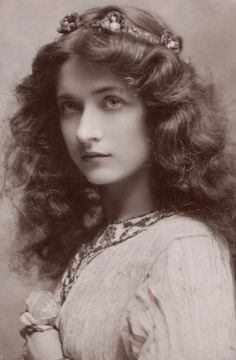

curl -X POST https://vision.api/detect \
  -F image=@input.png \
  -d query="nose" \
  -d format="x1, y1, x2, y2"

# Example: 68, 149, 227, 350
76, 105, 103, 143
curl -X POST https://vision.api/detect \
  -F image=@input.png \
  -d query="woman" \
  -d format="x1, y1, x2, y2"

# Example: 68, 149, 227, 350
4, 4, 236, 360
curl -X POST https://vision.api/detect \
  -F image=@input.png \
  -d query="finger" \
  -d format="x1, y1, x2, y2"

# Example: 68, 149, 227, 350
20, 326, 29, 339
19, 325, 37, 339
20, 312, 39, 326
22, 343, 30, 360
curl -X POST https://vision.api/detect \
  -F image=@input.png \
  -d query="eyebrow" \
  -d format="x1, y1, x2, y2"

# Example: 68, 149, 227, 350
92, 86, 124, 95
56, 86, 125, 101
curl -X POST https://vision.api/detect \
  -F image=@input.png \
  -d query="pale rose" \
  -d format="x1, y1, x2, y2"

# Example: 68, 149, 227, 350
25, 290, 60, 325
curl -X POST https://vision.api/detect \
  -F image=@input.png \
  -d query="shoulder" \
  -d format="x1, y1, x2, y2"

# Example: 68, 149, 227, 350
146, 214, 232, 279
144, 214, 219, 256
148, 214, 232, 287
153, 213, 212, 238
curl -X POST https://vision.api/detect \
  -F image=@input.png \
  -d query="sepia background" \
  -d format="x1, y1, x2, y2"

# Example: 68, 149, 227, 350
0, 0, 236, 358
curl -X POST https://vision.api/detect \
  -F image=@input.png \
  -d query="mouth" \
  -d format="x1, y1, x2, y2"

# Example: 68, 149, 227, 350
81, 152, 111, 160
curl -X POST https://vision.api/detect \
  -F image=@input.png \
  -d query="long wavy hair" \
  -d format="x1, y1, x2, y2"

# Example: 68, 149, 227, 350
4, 5, 236, 279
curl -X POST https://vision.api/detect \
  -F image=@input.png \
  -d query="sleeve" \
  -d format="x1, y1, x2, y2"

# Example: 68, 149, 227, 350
120, 235, 236, 360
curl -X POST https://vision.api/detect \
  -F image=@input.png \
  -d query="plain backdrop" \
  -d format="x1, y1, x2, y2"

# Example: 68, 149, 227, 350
0, 0, 236, 358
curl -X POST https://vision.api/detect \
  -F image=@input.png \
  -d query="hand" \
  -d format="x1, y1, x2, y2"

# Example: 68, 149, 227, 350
22, 328, 64, 360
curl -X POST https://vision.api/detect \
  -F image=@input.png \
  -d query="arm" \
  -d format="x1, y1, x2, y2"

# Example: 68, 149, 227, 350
23, 329, 64, 360
121, 235, 236, 359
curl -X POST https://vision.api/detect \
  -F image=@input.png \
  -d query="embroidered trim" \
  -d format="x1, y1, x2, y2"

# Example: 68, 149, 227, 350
60, 209, 173, 305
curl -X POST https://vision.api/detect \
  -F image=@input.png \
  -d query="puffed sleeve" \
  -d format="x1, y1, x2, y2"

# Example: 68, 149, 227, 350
120, 235, 236, 360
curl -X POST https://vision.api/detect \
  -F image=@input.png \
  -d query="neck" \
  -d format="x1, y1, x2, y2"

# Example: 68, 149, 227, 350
98, 170, 157, 223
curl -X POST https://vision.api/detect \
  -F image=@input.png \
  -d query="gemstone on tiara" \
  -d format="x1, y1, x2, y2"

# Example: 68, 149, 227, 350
57, 12, 81, 34
160, 30, 182, 52
92, 11, 126, 32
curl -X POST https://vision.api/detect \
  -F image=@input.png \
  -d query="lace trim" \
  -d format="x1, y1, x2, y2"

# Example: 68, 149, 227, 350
60, 209, 173, 305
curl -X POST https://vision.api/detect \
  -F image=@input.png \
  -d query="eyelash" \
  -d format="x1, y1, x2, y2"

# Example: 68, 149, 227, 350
59, 96, 125, 115
59, 101, 82, 114
102, 96, 124, 110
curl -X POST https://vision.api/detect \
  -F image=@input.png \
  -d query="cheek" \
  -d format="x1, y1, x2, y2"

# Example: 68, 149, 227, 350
119, 123, 151, 165
60, 123, 79, 164
60, 121, 75, 146
128, 138, 151, 165
125, 117, 150, 150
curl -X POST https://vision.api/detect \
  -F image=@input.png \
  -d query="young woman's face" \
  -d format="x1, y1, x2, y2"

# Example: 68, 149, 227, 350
57, 56, 151, 185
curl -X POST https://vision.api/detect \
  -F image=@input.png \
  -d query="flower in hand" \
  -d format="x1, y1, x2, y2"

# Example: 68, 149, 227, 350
20, 290, 60, 332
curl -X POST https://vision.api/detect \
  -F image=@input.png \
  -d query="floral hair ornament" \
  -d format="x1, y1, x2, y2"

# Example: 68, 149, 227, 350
57, 12, 82, 34
57, 11, 182, 54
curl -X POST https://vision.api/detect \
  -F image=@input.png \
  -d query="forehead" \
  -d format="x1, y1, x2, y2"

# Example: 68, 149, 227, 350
57, 56, 125, 96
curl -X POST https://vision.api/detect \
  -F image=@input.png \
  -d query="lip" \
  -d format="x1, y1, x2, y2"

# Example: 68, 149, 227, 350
81, 152, 111, 160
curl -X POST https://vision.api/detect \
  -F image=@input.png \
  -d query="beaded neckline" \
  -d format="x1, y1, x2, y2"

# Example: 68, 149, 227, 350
60, 208, 173, 305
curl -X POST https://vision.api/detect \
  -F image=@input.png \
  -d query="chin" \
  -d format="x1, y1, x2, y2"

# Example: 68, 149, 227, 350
84, 169, 127, 186
85, 175, 119, 186
84, 168, 146, 187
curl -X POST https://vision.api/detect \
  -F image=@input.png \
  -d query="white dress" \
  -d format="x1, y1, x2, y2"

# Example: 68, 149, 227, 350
55, 213, 236, 360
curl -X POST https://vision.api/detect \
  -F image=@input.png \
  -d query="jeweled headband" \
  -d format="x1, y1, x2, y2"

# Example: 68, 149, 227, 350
57, 11, 182, 54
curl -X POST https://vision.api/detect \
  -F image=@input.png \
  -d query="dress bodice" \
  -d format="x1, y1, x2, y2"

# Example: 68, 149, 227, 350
55, 215, 236, 360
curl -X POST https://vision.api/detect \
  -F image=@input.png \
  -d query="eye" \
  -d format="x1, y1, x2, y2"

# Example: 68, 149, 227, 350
102, 96, 124, 110
58, 100, 82, 115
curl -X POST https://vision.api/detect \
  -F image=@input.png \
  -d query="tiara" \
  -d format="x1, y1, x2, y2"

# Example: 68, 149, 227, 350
57, 11, 182, 53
